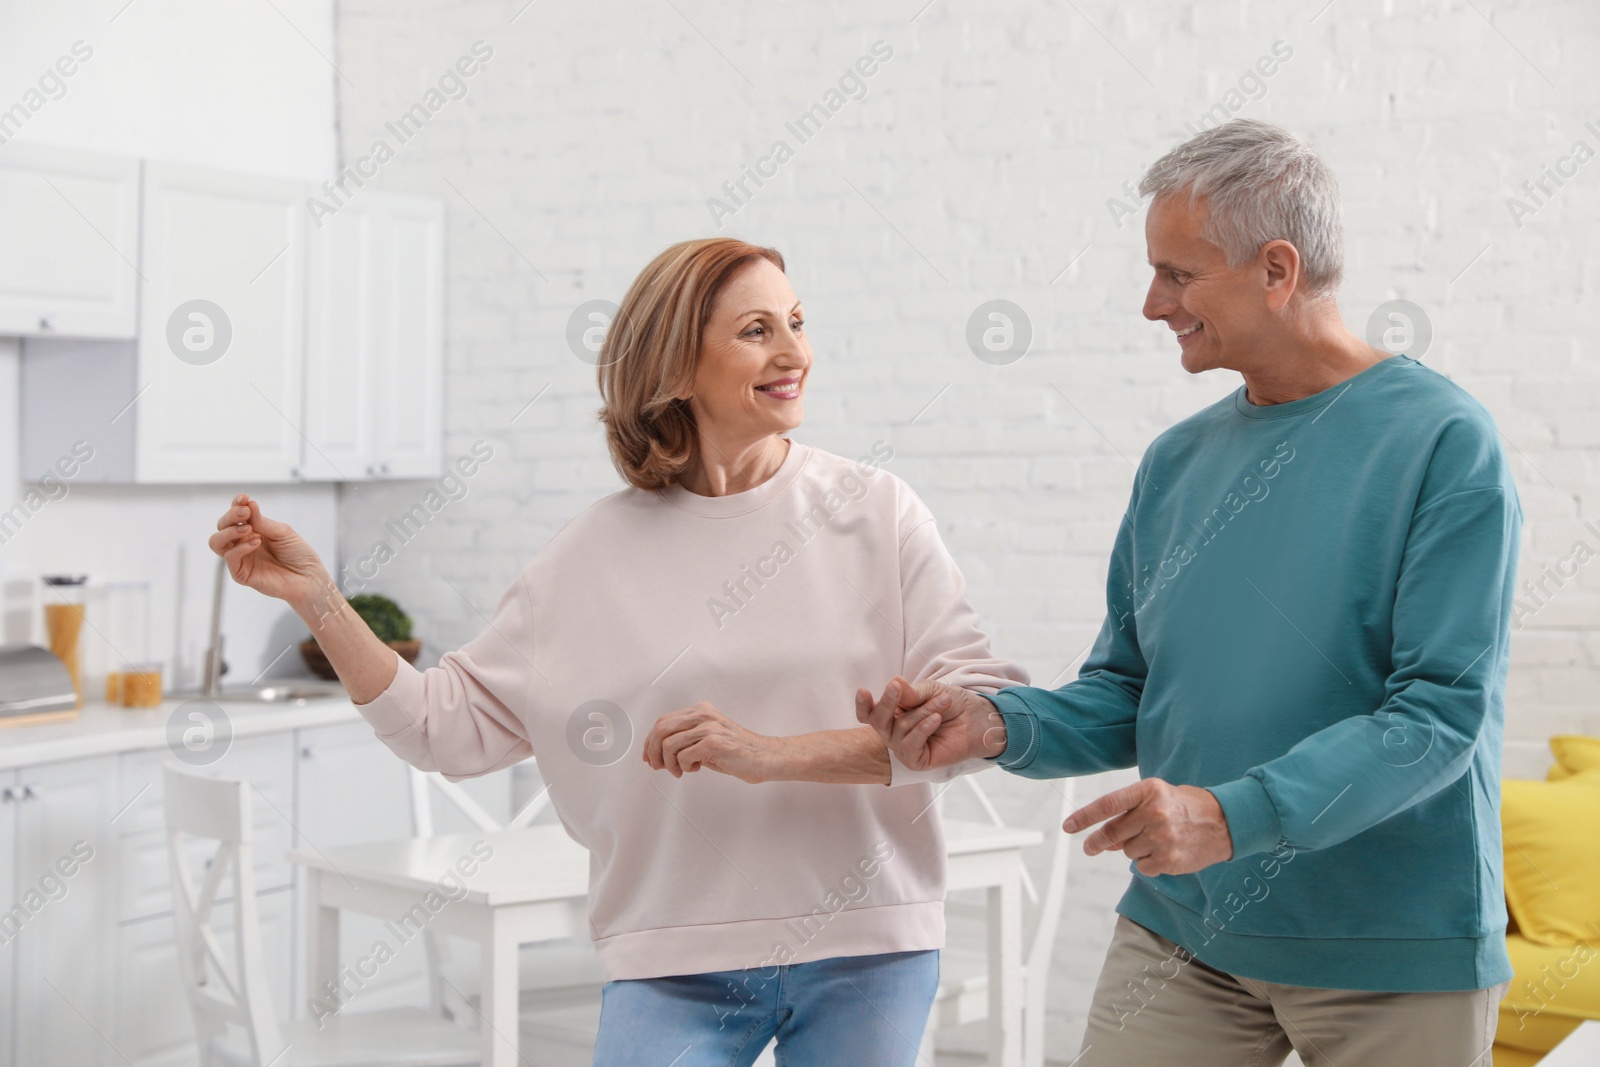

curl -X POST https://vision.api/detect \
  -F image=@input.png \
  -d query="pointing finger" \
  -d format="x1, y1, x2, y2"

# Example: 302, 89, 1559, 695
1064, 780, 1154, 834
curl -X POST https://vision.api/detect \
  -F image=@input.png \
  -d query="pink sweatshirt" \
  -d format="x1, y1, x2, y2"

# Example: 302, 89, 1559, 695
353, 440, 1028, 981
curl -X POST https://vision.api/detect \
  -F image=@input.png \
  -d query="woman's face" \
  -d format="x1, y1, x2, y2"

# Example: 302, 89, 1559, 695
684, 258, 811, 442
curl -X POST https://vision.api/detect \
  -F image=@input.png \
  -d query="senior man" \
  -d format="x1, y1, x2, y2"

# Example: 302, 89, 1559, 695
861, 119, 1520, 1065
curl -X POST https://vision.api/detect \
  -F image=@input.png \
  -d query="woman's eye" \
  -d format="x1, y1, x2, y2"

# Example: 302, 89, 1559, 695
744, 325, 765, 338
791, 319, 804, 332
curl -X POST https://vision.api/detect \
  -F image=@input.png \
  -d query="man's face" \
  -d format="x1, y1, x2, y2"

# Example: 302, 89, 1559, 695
1141, 194, 1268, 375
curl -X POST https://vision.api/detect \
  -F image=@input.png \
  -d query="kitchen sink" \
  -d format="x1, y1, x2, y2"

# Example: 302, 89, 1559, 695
171, 684, 346, 705
174, 559, 348, 707
217, 684, 345, 704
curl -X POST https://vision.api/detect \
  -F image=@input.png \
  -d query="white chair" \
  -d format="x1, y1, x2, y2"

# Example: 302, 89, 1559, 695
164, 763, 479, 1067
923, 772, 1075, 1067
407, 768, 606, 1035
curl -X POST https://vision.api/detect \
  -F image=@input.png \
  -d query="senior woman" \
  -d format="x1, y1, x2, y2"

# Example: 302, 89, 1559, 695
208, 237, 1025, 1066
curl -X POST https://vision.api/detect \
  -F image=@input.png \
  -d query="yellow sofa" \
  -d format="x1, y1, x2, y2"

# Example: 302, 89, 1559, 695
1492, 737, 1600, 1066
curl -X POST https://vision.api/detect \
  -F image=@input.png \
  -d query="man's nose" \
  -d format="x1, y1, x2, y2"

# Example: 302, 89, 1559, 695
1142, 278, 1172, 322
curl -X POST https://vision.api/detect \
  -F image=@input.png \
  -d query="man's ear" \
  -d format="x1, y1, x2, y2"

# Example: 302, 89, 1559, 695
1260, 239, 1301, 311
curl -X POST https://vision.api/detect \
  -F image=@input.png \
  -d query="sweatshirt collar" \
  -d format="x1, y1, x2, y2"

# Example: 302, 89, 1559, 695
657, 437, 811, 517
1232, 355, 1416, 420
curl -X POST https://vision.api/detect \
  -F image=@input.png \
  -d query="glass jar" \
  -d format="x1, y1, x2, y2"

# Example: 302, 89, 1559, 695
41, 575, 88, 709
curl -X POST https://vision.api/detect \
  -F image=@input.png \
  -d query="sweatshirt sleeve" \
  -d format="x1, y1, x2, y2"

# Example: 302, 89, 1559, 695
1207, 480, 1522, 859
887, 494, 1030, 786
351, 570, 536, 782
983, 481, 1147, 779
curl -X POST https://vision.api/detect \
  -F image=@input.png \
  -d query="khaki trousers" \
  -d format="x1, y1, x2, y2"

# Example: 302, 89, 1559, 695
1077, 917, 1505, 1067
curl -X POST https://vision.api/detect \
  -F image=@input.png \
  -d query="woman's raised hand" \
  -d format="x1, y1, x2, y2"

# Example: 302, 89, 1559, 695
208, 494, 328, 607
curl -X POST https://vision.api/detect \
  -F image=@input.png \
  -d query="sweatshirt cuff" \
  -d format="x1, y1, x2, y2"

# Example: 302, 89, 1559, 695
888, 751, 992, 786
353, 648, 425, 739
983, 689, 1039, 771
1207, 774, 1285, 860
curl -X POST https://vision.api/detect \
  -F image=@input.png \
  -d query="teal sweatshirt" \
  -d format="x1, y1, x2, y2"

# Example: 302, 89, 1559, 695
989, 356, 1521, 993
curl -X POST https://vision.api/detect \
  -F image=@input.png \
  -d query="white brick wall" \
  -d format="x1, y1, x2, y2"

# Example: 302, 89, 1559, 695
331, 1, 1600, 1058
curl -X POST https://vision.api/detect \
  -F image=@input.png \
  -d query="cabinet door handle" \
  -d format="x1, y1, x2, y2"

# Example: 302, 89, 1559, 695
301, 745, 315, 759
22, 784, 39, 800
1, 786, 16, 802
38, 315, 54, 332
380, 462, 391, 475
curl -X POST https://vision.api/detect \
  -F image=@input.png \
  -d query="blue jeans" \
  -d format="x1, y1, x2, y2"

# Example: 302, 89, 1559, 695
591, 949, 939, 1067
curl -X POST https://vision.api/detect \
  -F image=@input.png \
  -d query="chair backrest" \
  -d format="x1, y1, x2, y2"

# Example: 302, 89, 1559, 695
407, 765, 550, 837
164, 763, 284, 1067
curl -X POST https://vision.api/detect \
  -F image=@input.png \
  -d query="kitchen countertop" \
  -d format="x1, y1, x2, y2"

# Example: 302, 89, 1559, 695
0, 689, 365, 770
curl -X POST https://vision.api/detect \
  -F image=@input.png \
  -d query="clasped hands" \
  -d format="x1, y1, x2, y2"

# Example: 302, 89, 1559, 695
643, 675, 1234, 876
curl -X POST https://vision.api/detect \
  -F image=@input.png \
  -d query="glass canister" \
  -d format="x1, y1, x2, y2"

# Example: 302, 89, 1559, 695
41, 575, 88, 709
89, 581, 155, 707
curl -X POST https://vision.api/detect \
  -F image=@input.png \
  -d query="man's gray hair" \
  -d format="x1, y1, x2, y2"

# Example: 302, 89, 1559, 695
1139, 119, 1343, 298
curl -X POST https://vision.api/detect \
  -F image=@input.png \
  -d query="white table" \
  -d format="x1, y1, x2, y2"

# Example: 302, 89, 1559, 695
1542, 1019, 1600, 1065
291, 818, 1042, 1067
944, 819, 1045, 1067
291, 826, 589, 1067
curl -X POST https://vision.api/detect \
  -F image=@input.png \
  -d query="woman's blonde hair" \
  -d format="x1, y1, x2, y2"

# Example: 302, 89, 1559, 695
597, 238, 786, 490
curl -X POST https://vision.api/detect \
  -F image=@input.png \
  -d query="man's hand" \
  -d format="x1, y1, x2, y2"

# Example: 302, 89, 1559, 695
1064, 778, 1235, 876
854, 675, 1009, 771
643, 702, 776, 783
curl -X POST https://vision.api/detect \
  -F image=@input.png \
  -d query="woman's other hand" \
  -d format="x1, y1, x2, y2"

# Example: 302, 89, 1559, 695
644, 702, 778, 784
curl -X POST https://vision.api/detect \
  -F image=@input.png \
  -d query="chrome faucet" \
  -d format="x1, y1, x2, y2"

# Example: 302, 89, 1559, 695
199, 555, 227, 697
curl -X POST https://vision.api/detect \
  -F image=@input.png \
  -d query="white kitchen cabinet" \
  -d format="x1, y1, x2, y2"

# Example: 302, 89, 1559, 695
0, 772, 16, 1067
10, 755, 121, 1067
0, 143, 141, 339
302, 192, 444, 481
134, 162, 310, 482
12, 149, 446, 485
0, 702, 512, 1065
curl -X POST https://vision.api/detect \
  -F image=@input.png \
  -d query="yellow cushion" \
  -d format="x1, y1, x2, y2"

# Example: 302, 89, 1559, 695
1547, 736, 1600, 782
1502, 770, 1600, 946
1492, 1044, 1547, 1067
1497, 934, 1599, 1053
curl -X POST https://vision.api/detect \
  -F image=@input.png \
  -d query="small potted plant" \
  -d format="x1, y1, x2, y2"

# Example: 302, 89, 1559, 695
299, 593, 421, 681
